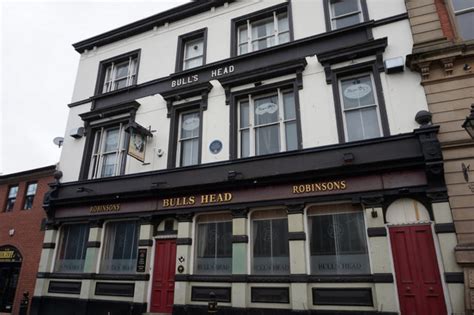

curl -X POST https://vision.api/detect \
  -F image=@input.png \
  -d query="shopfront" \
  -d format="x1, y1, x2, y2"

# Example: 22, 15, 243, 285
0, 246, 22, 313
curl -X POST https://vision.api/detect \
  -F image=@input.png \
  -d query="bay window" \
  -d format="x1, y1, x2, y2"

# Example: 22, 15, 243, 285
238, 89, 298, 157
195, 214, 232, 275
101, 220, 139, 274
89, 124, 127, 179
252, 210, 289, 275
339, 73, 382, 142
308, 204, 370, 275
55, 224, 89, 273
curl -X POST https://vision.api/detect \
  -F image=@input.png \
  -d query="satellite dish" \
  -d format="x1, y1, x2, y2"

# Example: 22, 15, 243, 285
53, 137, 64, 148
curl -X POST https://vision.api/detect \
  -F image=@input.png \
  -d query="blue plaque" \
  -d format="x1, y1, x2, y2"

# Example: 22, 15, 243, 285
209, 140, 223, 154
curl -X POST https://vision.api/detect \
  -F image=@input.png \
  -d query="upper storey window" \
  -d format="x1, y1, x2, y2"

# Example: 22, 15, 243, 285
96, 50, 140, 95
325, 0, 368, 30
451, 0, 474, 40
176, 29, 207, 71
5, 185, 18, 212
23, 182, 37, 210
232, 3, 292, 56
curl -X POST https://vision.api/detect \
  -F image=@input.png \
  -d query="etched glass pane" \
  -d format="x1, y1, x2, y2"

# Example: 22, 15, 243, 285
196, 222, 232, 275
254, 95, 279, 126
253, 218, 289, 275
101, 221, 138, 273
181, 112, 200, 139
256, 125, 280, 155
55, 224, 89, 273
341, 75, 375, 109
310, 212, 370, 275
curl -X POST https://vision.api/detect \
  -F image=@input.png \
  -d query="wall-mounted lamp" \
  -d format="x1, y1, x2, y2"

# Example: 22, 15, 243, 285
462, 104, 474, 139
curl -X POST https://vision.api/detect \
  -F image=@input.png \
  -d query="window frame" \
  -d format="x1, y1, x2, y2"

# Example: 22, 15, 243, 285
330, 61, 389, 143
167, 101, 204, 168
449, 0, 474, 41
323, 0, 369, 32
94, 49, 141, 96
193, 213, 233, 275
4, 185, 19, 212
250, 209, 290, 275
175, 28, 208, 72
54, 223, 90, 273
229, 79, 302, 159
306, 204, 371, 276
100, 220, 140, 274
230, 2, 294, 57
23, 182, 37, 210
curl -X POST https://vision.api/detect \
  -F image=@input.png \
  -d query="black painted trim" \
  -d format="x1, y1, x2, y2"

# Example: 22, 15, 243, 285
373, 12, 408, 27
367, 227, 387, 237
95, 282, 135, 297
86, 241, 101, 248
191, 286, 231, 302
93, 49, 141, 97
435, 223, 456, 234
373, 273, 394, 283
312, 287, 373, 306
43, 242, 56, 249
232, 235, 249, 243
37, 272, 150, 281
175, 28, 208, 73
176, 237, 192, 246
288, 231, 306, 241
89, 219, 104, 228
73, 1, 233, 53
445, 272, 464, 283
176, 213, 194, 222
231, 207, 249, 218
286, 203, 305, 214
230, 2, 292, 57
329, 59, 390, 143
251, 287, 289, 304
138, 239, 153, 247
48, 281, 82, 294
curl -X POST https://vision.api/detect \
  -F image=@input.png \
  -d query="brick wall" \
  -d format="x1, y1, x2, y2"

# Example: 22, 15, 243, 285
0, 168, 55, 315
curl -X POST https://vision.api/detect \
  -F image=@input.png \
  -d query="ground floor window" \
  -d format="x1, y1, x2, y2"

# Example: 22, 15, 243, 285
195, 214, 232, 275
308, 204, 370, 275
101, 220, 139, 273
252, 210, 289, 275
55, 224, 89, 273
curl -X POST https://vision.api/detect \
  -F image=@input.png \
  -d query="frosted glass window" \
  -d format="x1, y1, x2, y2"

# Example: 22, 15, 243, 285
195, 221, 232, 275
101, 221, 139, 274
55, 224, 89, 273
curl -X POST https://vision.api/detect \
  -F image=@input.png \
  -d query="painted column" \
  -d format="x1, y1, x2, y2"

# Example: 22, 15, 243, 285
135, 216, 154, 305
231, 208, 248, 309
34, 222, 59, 297
174, 213, 194, 306
287, 203, 308, 310
362, 198, 398, 313
82, 220, 103, 299
430, 196, 464, 314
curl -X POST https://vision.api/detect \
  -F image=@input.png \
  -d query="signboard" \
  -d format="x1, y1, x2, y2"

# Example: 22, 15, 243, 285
0, 246, 22, 263
128, 129, 147, 162
136, 248, 147, 273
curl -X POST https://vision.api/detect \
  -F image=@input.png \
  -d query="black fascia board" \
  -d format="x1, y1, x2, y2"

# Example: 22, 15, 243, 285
68, 21, 376, 110
317, 37, 388, 65
72, 0, 234, 53
50, 130, 427, 206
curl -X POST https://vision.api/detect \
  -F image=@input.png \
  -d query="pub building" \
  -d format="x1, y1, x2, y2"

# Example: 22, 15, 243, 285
31, 0, 464, 314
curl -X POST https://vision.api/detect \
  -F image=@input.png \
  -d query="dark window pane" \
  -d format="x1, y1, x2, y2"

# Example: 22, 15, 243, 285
335, 13, 361, 29
196, 221, 232, 275
452, 0, 474, 11
331, 0, 359, 16
457, 11, 474, 40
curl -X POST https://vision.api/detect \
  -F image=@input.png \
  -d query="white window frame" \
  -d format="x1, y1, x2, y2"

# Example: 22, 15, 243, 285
304, 203, 372, 276
102, 56, 138, 93
338, 72, 383, 142
89, 123, 127, 179
194, 214, 233, 275
329, 0, 363, 30
238, 88, 297, 158
176, 109, 201, 167
23, 182, 37, 210
250, 209, 290, 275
237, 11, 289, 55
54, 223, 90, 273
183, 37, 204, 70
5, 185, 18, 212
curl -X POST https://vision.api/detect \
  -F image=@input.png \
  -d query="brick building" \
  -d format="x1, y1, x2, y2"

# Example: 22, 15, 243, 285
0, 165, 56, 314
405, 0, 474, 312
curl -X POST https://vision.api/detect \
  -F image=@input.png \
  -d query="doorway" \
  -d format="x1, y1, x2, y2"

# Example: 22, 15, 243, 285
150, 239, 177, 313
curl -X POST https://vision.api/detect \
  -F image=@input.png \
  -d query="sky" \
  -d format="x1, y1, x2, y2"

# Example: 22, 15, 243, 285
0, 0, 188, 175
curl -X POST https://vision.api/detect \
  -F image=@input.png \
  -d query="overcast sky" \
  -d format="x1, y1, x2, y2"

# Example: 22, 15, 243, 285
0, 0, 188, 175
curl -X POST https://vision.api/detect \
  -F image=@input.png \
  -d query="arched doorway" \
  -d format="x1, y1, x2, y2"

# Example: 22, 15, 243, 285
0, 245, 22, 313
386, 198, 447, 315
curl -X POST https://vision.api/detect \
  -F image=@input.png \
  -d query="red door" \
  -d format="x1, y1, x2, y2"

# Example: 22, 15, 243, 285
389, 225, 447, 315
150, 240, 177, 313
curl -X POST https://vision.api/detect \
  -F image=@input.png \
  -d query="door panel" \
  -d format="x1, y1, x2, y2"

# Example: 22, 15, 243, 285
389, 225, 447, 315
150, 240, 176, 313
0, 264, 20, 313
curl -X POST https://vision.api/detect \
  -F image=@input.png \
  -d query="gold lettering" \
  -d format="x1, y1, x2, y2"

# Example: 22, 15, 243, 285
333, 181, 340, 190
201, 194, 209, 204
293, 186, 299, 194
224, 193, 232, 201
340, 180, 347, 189
291, 180, 347, 194
189, 196, 196, 205
217, 194, 224, 202
327, 182, 334, 190
209, 194, 217, 203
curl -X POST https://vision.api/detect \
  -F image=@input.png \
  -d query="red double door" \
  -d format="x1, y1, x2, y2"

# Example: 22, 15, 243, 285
150, 240, 177, 313
389, 225, 447, 315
